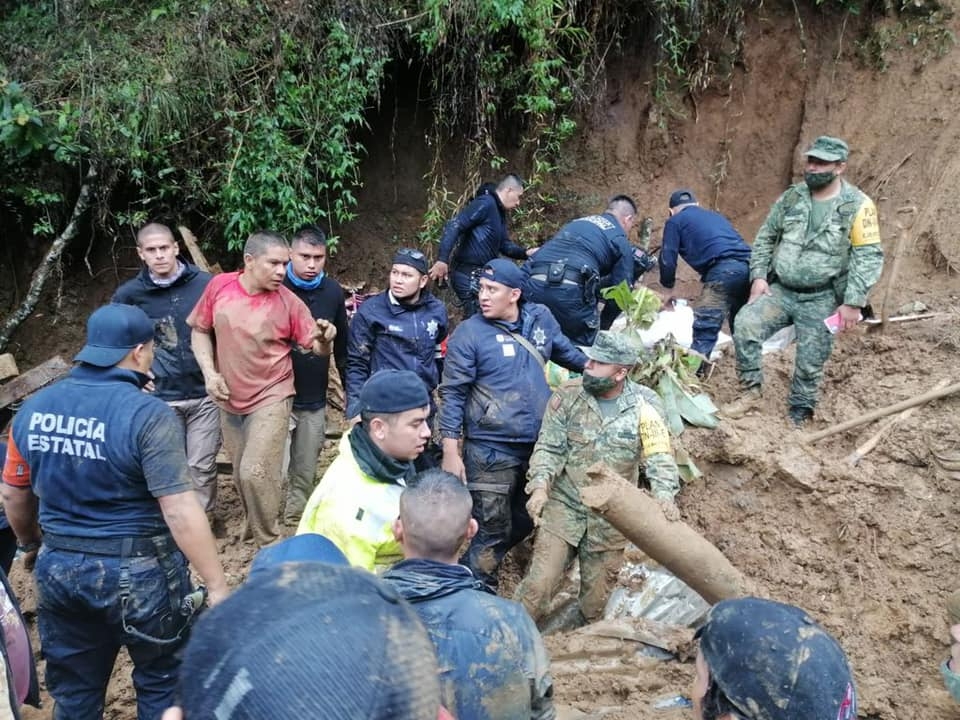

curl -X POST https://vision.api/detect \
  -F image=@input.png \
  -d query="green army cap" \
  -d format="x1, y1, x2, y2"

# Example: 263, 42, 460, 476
805, 136, 849, 162
584, 331, 641, 366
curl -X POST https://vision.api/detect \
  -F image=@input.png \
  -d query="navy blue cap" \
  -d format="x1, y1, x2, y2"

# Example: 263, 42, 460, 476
393, 248, 429, 275
697, 597, 857, 720
668, 189, 697, 208
249, 534, 348, 581
359, 370, 430, 415
178, 563, 442, 719
75, 303, 155, 367
481, 259, 524, 290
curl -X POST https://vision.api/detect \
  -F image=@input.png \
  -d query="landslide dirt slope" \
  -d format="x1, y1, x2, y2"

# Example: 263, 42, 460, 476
6, 2, 960, 719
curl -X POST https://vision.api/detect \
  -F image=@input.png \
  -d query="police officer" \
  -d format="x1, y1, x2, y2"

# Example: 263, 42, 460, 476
515, 331, 679, 624
523, 195, 638, 346
429, 174, 532, 316
1, 303, 228, 720
658, 190, 752, 363
726, 136, 883, 425
439, 259, 586, 589
113, 223, 221, 514
346, 249, 448, 426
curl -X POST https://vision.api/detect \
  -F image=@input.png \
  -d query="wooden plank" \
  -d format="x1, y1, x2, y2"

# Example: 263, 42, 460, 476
0, 355, 18, 382
0, 356, 71, 410
178, 226, 211, 273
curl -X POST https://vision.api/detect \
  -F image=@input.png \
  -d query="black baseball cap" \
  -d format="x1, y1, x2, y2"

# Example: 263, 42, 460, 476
669, 189, 697, 208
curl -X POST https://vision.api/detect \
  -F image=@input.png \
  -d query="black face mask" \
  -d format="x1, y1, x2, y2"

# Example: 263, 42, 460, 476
804, 170, 836, 190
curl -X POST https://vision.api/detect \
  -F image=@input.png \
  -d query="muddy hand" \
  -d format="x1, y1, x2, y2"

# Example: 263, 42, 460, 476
311, 318, 336, 356
747, 278, 772, 304
429, 260, 449, 282
526, 487, 549, 527
205, 373, 230, 402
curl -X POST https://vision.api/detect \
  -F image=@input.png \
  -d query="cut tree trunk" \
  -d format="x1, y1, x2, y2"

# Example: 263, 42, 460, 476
0, 165, 99, 353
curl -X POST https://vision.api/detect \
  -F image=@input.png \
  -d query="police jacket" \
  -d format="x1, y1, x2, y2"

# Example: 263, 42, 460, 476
750, 180, 883, 306
297, 432, 405, 571
346, 290, 448, 418
7, 365, 192, 539
283, 274, 349, 410
659, 206, 751, 289
439, 303, 586, 447
438, 185, 527, 269
112, 260, 212, 401
523, 213, 634, 287
384, 559, 555, 720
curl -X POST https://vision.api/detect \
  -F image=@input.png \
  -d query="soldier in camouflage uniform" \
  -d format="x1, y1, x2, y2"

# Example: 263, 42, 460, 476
727, 136, 883, 425
513, 331, 679, 624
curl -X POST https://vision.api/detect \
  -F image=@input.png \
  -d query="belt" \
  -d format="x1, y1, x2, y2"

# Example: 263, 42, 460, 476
43, 532, 176, 557
778, 279, 834, 294
529, 274, 579, 286
527, 263, 588, 285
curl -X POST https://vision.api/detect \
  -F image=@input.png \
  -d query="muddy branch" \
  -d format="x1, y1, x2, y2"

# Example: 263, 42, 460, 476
0, 165, 99, 354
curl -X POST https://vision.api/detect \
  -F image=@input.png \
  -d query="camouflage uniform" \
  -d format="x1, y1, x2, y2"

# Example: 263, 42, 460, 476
734, 139, 883, 414
514, 334, 679, 622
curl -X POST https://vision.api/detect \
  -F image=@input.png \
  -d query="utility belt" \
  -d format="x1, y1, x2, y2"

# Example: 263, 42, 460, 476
43, 531, 175, 557
527, 261, 591, 286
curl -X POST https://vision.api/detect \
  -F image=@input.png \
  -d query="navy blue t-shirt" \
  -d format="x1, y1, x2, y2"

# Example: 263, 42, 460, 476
6, 364, 191, 538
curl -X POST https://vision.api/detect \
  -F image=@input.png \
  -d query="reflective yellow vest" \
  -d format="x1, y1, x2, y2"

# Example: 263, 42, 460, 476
296, 434, 404, 571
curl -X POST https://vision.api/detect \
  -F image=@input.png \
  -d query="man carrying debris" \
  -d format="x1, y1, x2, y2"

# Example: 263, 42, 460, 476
439, 259, 586, 589
282, 224, 349, 525
189, 231, 336, 547
522, 195, 638, 345
429, 173, 532, 316
514, 331, 679, 625
113, 223, 222, 516
658, 190, 752, 366
298, 370, 432, 571
691, 597, 857, 720
727, 136, 883, 425
2, 303, 228, 720
384, 469, 555, 720
346, 249, 447, 430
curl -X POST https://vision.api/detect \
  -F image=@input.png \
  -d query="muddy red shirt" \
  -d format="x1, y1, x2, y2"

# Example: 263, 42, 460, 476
188, 271, 317, 415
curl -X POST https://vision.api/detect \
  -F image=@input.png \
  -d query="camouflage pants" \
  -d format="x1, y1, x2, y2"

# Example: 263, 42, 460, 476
733, 283, 836, 411
514, 527, 623, 623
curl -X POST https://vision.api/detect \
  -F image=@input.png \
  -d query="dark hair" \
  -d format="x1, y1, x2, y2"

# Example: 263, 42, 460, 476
244, 230, 289, 257
607, 194, 637, 216
701, 679, 747, 720
292, 223, 328, 247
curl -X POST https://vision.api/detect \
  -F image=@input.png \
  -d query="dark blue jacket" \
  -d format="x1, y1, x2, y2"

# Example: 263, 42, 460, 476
523, 213, 634, 288
658, 205, 751, 288
346, 290, 448, 419
9, 365, 192, 538
439, 303, 586, 448
383, 559, 555, 720
283, 274, 349, 410
438, 185, 527, 269
112, 260, 212, 401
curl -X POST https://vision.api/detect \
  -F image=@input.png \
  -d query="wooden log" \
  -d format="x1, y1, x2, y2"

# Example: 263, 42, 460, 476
803, 379, 960, 444
580, 463, 753, 604
0, 355, 18, 382
0, 356, 71, 410
178, 226, 212, 273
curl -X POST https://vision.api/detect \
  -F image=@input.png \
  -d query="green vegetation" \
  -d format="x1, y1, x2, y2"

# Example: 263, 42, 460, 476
0, 0, 952, 255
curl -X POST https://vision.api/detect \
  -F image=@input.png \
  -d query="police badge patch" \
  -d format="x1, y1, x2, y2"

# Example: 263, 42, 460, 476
532, 326, 547, 348
426, 319, 439, 339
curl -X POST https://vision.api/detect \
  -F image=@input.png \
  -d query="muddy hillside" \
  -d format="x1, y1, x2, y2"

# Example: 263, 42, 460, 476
3, 2, 960, 719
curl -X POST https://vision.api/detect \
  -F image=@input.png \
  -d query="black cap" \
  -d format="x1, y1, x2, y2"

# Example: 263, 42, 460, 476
359, 370, 430, 414
668, 189, 697, 208
392, 248, 428, 275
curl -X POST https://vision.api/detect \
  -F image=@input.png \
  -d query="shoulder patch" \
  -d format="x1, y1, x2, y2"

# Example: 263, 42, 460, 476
549, 393, 562, 411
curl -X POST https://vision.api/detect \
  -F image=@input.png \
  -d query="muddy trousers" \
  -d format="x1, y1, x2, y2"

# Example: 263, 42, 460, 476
460, 442, 534, 590
692, 258, 750, 359
220, 397, 292, 547
284, 406, 326, 524
733, 283, 836, 412
514, 528, 623, 623
36, 545, 192, 720
168, 396, 222, 513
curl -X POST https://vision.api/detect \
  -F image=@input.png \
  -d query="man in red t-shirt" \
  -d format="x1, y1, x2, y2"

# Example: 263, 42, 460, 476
188, 230, 335, 547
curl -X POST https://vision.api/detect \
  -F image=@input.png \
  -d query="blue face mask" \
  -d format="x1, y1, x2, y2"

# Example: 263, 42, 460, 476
285, 262, 324, 290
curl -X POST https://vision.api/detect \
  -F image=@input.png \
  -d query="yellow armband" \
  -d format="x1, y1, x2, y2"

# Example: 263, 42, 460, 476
639, 403, 672, 457
850, 199, 880, 247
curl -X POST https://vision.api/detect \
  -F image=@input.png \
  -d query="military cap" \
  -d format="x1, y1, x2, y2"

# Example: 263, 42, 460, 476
583, 331, 640, 366
804, 136, 849, 162
697, 597, 857, 720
